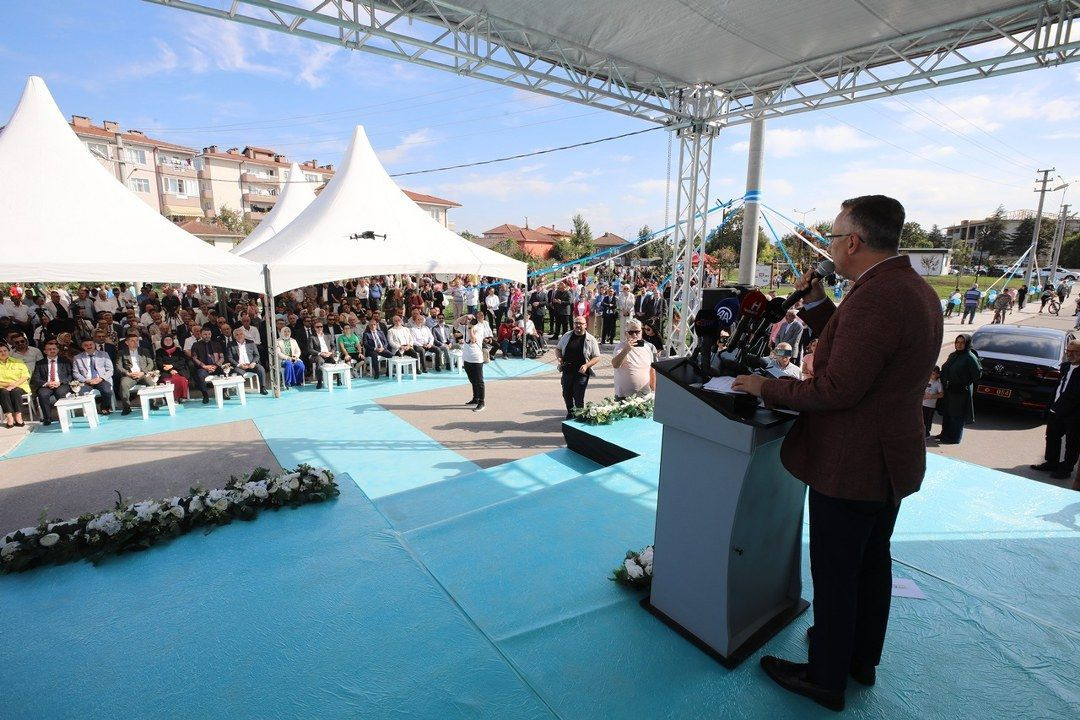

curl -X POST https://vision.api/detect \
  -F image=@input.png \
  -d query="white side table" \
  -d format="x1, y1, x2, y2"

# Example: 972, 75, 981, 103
137, 384, 176, 420
365, 356, 389, 378
448, 349, 464, 374
321, 363, 352, 391
389, 356, 418, 382
54, 394, 99, 432
208, 374, 248, 409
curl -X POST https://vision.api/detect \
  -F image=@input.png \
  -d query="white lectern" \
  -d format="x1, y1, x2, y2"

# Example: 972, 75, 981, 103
644, 357, 808, 668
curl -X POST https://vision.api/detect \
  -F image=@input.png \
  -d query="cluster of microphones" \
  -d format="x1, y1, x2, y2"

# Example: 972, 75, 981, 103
693, 258, 835, 377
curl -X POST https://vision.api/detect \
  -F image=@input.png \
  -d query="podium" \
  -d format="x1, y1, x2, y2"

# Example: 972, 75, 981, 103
643, 358, 809, 668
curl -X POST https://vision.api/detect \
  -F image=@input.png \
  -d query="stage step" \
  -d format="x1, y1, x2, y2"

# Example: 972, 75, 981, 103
376, 448, 602, 532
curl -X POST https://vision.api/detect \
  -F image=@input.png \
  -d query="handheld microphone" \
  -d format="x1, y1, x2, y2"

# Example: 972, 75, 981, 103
781, 259, 835, 311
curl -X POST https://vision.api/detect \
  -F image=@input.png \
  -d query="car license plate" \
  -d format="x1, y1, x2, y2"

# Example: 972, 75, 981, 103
977, 385, 1012, 398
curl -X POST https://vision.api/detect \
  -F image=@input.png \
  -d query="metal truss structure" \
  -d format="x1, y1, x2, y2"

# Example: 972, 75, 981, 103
664, 89, 721, 356
145, 0, 1080, 353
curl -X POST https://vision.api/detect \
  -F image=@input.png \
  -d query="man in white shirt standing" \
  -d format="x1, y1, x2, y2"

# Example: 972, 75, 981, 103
610, 318, 658, 399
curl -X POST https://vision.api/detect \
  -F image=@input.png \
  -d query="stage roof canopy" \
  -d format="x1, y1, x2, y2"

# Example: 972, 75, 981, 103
144, 0, 1079, 125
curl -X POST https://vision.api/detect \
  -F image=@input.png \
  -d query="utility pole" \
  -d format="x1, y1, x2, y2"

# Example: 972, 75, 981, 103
1024, 168, 1054, 287
1049, 203, 1070, 286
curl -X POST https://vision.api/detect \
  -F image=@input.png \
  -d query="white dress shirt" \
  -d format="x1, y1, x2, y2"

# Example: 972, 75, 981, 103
237, 343, 251, 365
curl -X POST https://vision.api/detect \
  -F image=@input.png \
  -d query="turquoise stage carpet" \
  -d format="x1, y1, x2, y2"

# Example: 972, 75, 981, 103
1, 374, 1078, 719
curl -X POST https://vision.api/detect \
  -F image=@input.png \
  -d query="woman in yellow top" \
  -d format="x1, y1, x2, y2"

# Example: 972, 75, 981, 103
0, 342, 31, 428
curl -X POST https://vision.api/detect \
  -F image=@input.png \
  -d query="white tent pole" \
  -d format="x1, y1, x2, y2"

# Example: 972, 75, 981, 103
262, 265, 282, 398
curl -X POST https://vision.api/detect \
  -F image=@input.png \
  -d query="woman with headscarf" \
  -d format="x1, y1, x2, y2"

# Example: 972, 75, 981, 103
937, 333, 982, 444
275, 326, 306, 388
155, 334, 191, 402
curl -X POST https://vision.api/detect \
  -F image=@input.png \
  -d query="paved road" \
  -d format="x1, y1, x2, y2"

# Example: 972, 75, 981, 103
930, 299, 1078, 491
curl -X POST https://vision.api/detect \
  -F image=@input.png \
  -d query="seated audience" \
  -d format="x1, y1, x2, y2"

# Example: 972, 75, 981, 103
387, 314, 426, 372
32, 339, 73, 425
72, 337, 114, 414
155, 334, 191, 402
117, 333, 160, 415
307, 321, 338, 388
275, 326, 306, 388
0, 342, 30, 428
191, 325, 228, 404
227, 327, 268, 395
362, 318, 393, 379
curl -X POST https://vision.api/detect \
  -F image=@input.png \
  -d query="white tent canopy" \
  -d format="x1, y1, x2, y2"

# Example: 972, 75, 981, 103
243, 125, 526, 293
231, 162, 315, 256
0, 76, 266, 292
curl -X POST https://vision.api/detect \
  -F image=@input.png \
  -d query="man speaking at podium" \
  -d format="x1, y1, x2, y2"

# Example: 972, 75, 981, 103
733, 195, 942, 711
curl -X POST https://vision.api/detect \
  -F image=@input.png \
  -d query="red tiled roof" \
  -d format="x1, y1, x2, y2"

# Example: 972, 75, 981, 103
483, 223, 522, 236
71, 123, 195, 154
179, 220, 243, 237
403, 190, 461, 208
595, 232, 626, 246
535, 225, 572, 237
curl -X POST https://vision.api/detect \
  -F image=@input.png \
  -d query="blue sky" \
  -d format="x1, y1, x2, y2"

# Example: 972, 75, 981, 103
2, 2, 1078, 240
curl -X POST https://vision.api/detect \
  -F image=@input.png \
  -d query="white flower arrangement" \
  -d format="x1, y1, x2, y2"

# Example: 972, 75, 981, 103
0, 465, 337, 575
573, 392, 655, 425
611, 545, 654, 589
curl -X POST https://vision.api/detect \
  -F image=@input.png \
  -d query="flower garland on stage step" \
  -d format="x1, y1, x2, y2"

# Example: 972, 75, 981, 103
611, 545, 654, 589
0, 465, 338, 574
572, 393, 654, 425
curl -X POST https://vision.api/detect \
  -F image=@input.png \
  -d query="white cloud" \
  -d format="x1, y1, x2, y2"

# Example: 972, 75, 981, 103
440, 163, 594, 202
377, 129, 436, 164
917, 144, 957, 157
114, 39, 178, 81
729, 125, 877, 158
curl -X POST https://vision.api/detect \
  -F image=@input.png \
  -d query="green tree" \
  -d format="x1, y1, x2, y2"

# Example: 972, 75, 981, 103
901, 221, 931, 248
570, 213, 595, 256
216, 205, 254, 235
459, 230, 478, 241
927, 224, 946, 247
551, 237, 577, 262
634, 225, 655, 259
974, 205, 1009, 259
1009, 216, 1058, 259
1058, 231, 1080, 268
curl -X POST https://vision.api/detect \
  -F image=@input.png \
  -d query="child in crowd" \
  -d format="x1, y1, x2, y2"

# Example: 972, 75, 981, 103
923, 366, 944, 437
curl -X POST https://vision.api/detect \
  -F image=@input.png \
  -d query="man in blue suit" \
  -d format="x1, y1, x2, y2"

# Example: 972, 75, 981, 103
362, 318, 393, 379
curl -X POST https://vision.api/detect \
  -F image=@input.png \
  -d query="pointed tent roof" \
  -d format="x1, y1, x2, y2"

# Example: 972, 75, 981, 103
243, 126, 526, 293
0, 77, 265, 291
232, 162, 315, 256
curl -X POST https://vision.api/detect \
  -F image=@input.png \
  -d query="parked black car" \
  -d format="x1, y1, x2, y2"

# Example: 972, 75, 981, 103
970, 326, 1073, 411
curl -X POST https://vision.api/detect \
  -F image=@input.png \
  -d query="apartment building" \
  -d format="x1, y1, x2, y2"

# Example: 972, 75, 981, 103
71, 116, 203, 220
195, 145, 333, 222
70, 115, 461, 233
945, 209, 1080, 248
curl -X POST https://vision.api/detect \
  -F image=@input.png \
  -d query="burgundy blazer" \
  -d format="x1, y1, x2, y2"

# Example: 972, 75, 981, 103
761, 256, 943, 502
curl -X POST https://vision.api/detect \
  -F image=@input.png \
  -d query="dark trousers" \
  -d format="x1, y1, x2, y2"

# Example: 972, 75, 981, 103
37, 385, 72, 420
601, 315, 617, 344
464, 361, 485, 403
560, 370, 589, 413
922, 405, 935, 436
552, 313, 570, 337
0, 387, 26, 414
365, 349, 393, 378
940, 412, 964, 443
195, 368, 224, 397
530, 311, 546, 338
1044, 413, 1080, 470
807, 488, 901, 691
399, 347, 427, 372
960, 306, 976, 324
